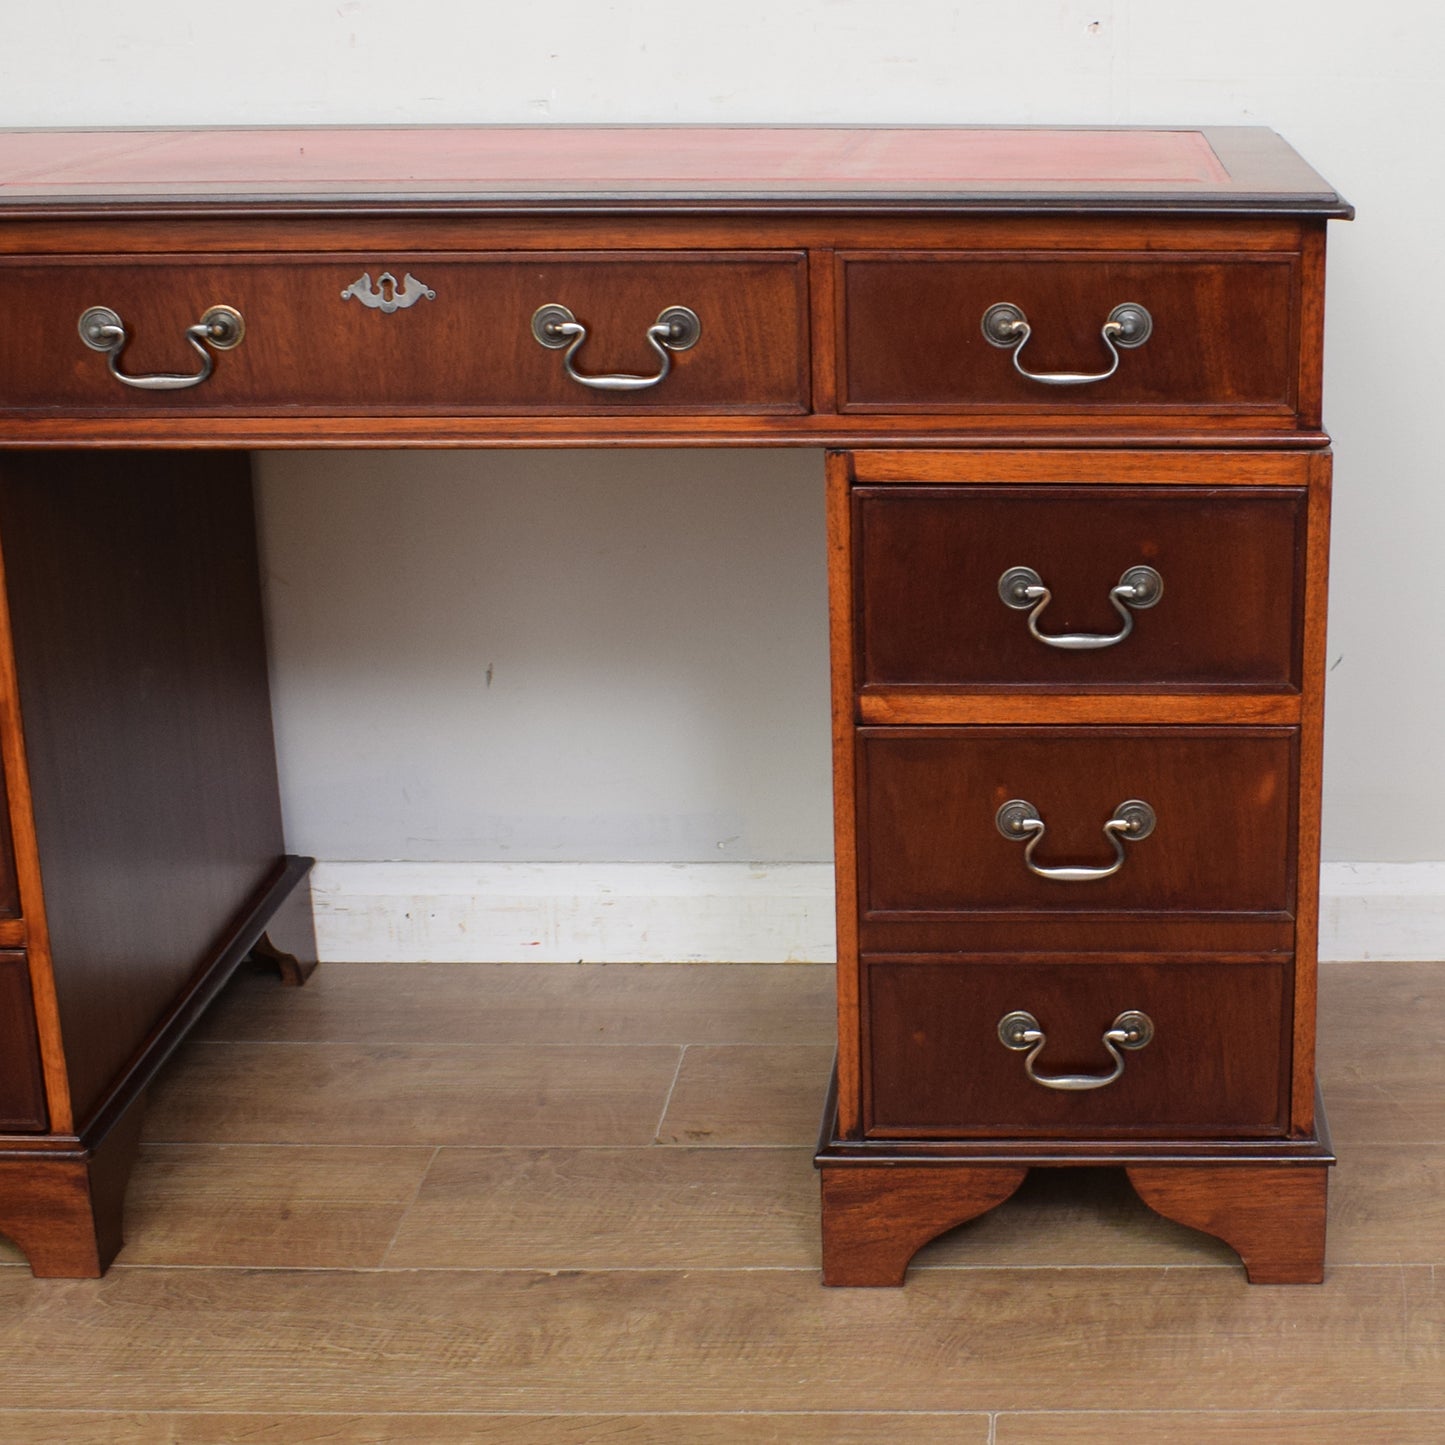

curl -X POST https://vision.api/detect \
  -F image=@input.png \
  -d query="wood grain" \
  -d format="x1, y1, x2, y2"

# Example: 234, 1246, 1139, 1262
1325, 1144, 1445, 1265
859, 693, 1302, 726
195, 961, 835, 1046
1317, 961, 1445, 1144
826, 448, 862, 1137
820, 1163, 1028, 1284
849, 448, 1317, 486
0, 1266, 1435, 1413
0, 451, 285, 1126
866, 958, 1290, 1138
853, 483, 1306, 691
1291, 451, 1333, 1132
997, 1414, 1445, 1445
115, 1144, 432, 1268
143, 1041, 683, 1146
1127, 1163, 1328, 1283
0, 1412, 989, 1443
857, 725, 1298, 920
841, 251, 1299, 416
658, 1044, 836, 1146
385, 1146, 819, 1269
0, 252, 810, 415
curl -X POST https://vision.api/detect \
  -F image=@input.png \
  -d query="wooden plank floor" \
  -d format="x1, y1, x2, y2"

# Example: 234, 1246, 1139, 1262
0, 959, 1440, 1441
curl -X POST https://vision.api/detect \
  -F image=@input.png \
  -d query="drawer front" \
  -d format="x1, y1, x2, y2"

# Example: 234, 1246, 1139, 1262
840, 252, 1298, 416
856, 484, 1306, 691
865, 957, 1290, 1137
0, 252, 809, 413
858, 726, 1296, 920
0, 951, 47, 1131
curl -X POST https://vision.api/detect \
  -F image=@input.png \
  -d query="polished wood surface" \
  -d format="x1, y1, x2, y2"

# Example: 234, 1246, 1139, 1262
857, 726, 1296, 919
854, 483, 1305, 691
1128, 1162, 1329, 1283
841, 252, 1299, 415
820, 1164, 1028, 1285
865, 957, 1290, 1137
0, 452, 285, 1123
0, 252, 809, 415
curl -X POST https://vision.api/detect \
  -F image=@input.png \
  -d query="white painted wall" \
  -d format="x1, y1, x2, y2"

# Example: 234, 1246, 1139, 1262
1, 2, 1438, 876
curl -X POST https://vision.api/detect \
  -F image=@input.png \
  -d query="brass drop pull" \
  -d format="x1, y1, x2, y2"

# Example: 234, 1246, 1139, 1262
998, 1009, 1154, 1091
996, 798, 1155, 882
981, 300, 1152, 385
78, 305, 245, 391
998, 564, 1163, 650
531, 303, 701, 391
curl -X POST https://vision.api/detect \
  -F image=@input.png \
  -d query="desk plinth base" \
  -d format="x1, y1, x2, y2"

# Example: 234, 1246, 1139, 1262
0, 856, 315, 1278
815, 1078, 1335, 1288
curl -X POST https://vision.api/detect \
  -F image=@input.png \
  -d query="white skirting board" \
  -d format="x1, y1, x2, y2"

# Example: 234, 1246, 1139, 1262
309, 860, 1445, 964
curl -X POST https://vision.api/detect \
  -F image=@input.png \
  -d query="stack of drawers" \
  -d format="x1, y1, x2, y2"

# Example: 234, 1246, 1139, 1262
818, 238, 1338, 1286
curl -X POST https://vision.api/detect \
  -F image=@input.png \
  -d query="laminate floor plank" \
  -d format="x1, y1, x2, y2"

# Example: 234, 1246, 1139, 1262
0, 1266, 1437, 1413
995, 1412, 1445, 1443
384, 1145, 821, 1269
658, 1044, 836, 1145
0, 1412, 988, 1443
1324, 1143, 1445, 1265
123, 1145, 434, 1268
199, 961, 836, 1046
142, 1041, 682, 1146
1317, 961, 1445, 1143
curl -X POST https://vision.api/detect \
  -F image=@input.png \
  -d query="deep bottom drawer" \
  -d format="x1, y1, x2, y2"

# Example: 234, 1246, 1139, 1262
865, 957, 1290, 1139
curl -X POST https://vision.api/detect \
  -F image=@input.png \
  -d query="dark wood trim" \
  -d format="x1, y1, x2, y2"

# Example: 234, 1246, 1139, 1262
826, 451, 861, 1139
77, 855, 313, 1141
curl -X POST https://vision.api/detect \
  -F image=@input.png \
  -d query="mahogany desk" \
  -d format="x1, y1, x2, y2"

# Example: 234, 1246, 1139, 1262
0, 126, 1351, 1281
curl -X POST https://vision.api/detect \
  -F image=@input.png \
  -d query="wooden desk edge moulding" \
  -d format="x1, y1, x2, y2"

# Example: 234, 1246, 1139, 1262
0, 124, 1350, 1282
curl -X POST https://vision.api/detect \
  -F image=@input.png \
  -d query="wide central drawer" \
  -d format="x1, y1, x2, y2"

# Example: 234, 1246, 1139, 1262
864, 956, 1291, 1137
855, 483, 1306, 691
839, 251, 1300, 419
0, 251, 810, 414
858, 726, 1297, 920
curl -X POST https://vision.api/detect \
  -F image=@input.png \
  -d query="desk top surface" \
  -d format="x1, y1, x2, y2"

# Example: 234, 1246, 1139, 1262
0, 125, 1348, 216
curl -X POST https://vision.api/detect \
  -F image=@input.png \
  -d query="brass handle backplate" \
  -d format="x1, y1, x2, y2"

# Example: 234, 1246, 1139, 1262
981, 300, 1152, 385
531, 303, 701, 391
996, 797, 1156, 882
998, 1008, 1155, 1091
79, 304, 245, 391
998, 564, 1163, 650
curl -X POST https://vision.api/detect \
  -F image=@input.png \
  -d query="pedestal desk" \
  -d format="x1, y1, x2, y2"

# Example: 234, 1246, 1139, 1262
0, 126, 1350, 1280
